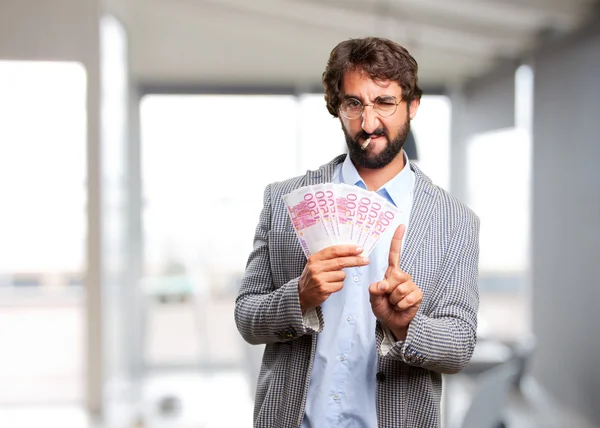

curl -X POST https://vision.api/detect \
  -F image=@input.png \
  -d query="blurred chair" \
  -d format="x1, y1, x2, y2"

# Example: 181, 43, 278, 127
509, 335, 537, 392
459, 360, 520, 428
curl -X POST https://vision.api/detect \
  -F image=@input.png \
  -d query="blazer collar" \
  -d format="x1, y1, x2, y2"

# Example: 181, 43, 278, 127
304, 154, 345, 186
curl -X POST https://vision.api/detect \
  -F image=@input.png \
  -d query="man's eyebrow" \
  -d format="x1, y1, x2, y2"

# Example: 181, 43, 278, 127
342, 94, 398, 102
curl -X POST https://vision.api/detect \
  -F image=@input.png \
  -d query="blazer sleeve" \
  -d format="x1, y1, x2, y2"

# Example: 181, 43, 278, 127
234, 184, 323, 345
375, 216, 480, 374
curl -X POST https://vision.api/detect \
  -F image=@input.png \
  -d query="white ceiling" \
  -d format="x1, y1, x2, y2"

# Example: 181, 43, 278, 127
108, 0, 599, 90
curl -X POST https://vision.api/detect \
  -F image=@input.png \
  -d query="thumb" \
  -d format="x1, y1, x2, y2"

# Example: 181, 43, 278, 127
369, 283, 386, 308
369, 279, 388, 296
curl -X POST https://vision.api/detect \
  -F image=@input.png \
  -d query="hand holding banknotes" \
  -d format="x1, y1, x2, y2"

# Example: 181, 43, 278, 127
369, 224, 423, 341
298, 245, 370, 313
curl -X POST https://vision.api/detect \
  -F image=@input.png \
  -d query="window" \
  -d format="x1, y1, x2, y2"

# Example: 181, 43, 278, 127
465, 65, 534, 340
0, 61, 87, 404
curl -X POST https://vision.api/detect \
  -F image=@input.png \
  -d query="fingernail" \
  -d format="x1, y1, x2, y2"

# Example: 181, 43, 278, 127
378, 282, 387, 292
362, 257, 369, 264
356, 246, 363, 253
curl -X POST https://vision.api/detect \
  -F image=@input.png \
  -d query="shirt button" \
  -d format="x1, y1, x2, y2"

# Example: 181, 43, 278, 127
346, 316, 352, 322
333, 394, 340, 400
339, 355, 345, 362
353, 276, 359, 282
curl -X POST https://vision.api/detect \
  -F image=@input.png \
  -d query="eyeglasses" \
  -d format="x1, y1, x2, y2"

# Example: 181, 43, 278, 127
340, 96, 403, 120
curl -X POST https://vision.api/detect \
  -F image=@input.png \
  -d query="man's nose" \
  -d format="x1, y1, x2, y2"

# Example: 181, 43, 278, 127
361, 105, 380, 135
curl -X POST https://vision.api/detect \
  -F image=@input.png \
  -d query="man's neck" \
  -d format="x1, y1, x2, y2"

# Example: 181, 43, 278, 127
354, 153, 406, 191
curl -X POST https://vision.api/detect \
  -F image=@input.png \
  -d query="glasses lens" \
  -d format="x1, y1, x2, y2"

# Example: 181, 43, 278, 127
341, 99, 363, 119
374, 99, 398, 116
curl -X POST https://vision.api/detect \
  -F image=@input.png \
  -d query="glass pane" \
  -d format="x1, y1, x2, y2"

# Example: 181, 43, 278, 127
467, 127, 532, 340
140, 94, 301, 426
411, 95, 452, 191
297, 93, 346, 172
0, 61, 87, 404
141, 95, 298, 313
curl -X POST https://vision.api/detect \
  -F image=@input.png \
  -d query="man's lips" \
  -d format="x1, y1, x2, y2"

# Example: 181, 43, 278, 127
361, 137, 371, 150
360, 135, 385, 150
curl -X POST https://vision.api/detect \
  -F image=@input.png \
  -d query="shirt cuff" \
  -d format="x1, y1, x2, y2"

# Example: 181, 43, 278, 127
302, 307, 321, 332
380, 324, 402, 356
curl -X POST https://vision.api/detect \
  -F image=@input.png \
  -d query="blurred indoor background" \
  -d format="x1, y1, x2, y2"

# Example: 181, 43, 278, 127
0, 0, 599, 427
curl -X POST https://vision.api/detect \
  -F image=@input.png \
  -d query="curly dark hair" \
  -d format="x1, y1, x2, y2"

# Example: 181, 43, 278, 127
322, 37, 423, 117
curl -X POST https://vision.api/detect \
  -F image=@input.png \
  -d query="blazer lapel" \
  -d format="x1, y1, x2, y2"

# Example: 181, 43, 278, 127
400, 162, 439, 275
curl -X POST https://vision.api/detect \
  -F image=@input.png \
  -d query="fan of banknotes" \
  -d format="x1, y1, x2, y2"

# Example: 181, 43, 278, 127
283, 183, 400, 258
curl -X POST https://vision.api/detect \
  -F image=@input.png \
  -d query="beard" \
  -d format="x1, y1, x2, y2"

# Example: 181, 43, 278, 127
343, 117, 410, 169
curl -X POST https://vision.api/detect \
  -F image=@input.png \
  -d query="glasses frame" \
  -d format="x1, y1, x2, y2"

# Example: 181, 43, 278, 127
339, 96, 403, 120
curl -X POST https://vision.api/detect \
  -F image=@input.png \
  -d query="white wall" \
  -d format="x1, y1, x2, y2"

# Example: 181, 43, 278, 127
531, 19, 600, 426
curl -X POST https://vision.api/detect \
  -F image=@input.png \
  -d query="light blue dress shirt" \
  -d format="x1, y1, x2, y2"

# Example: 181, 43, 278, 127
302, 152, 415, 428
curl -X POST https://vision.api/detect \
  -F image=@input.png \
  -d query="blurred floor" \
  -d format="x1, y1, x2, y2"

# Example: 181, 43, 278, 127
444, 373, 599, 428
0, 405, 94, 428
0, 290, 597, 427
0, 368, 254, 428
0, 290, 84, 404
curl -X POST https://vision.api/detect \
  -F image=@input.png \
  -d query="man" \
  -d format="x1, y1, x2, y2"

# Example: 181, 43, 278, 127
235, 37, 480, 428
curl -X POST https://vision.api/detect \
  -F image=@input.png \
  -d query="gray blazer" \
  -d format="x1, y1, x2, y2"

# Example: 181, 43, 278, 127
235, 154, 480, 428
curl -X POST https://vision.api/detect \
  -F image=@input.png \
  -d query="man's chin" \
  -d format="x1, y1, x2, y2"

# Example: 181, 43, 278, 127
347, 137, 404, 169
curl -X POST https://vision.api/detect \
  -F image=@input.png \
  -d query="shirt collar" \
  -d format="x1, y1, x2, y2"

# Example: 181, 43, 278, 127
340, 151, 413, 207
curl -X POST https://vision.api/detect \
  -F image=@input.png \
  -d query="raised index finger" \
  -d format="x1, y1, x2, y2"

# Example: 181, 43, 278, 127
388, 224, 406, 269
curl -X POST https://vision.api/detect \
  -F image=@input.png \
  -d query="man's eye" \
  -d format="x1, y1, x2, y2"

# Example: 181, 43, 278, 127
347, 100, 361, 108
377, 100, 395, 107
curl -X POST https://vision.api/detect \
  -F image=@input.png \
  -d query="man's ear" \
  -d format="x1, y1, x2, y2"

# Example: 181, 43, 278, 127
408, 98, 420, 120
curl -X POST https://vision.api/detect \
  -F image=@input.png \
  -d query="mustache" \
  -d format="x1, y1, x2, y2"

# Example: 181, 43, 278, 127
357, 128, 387, 140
